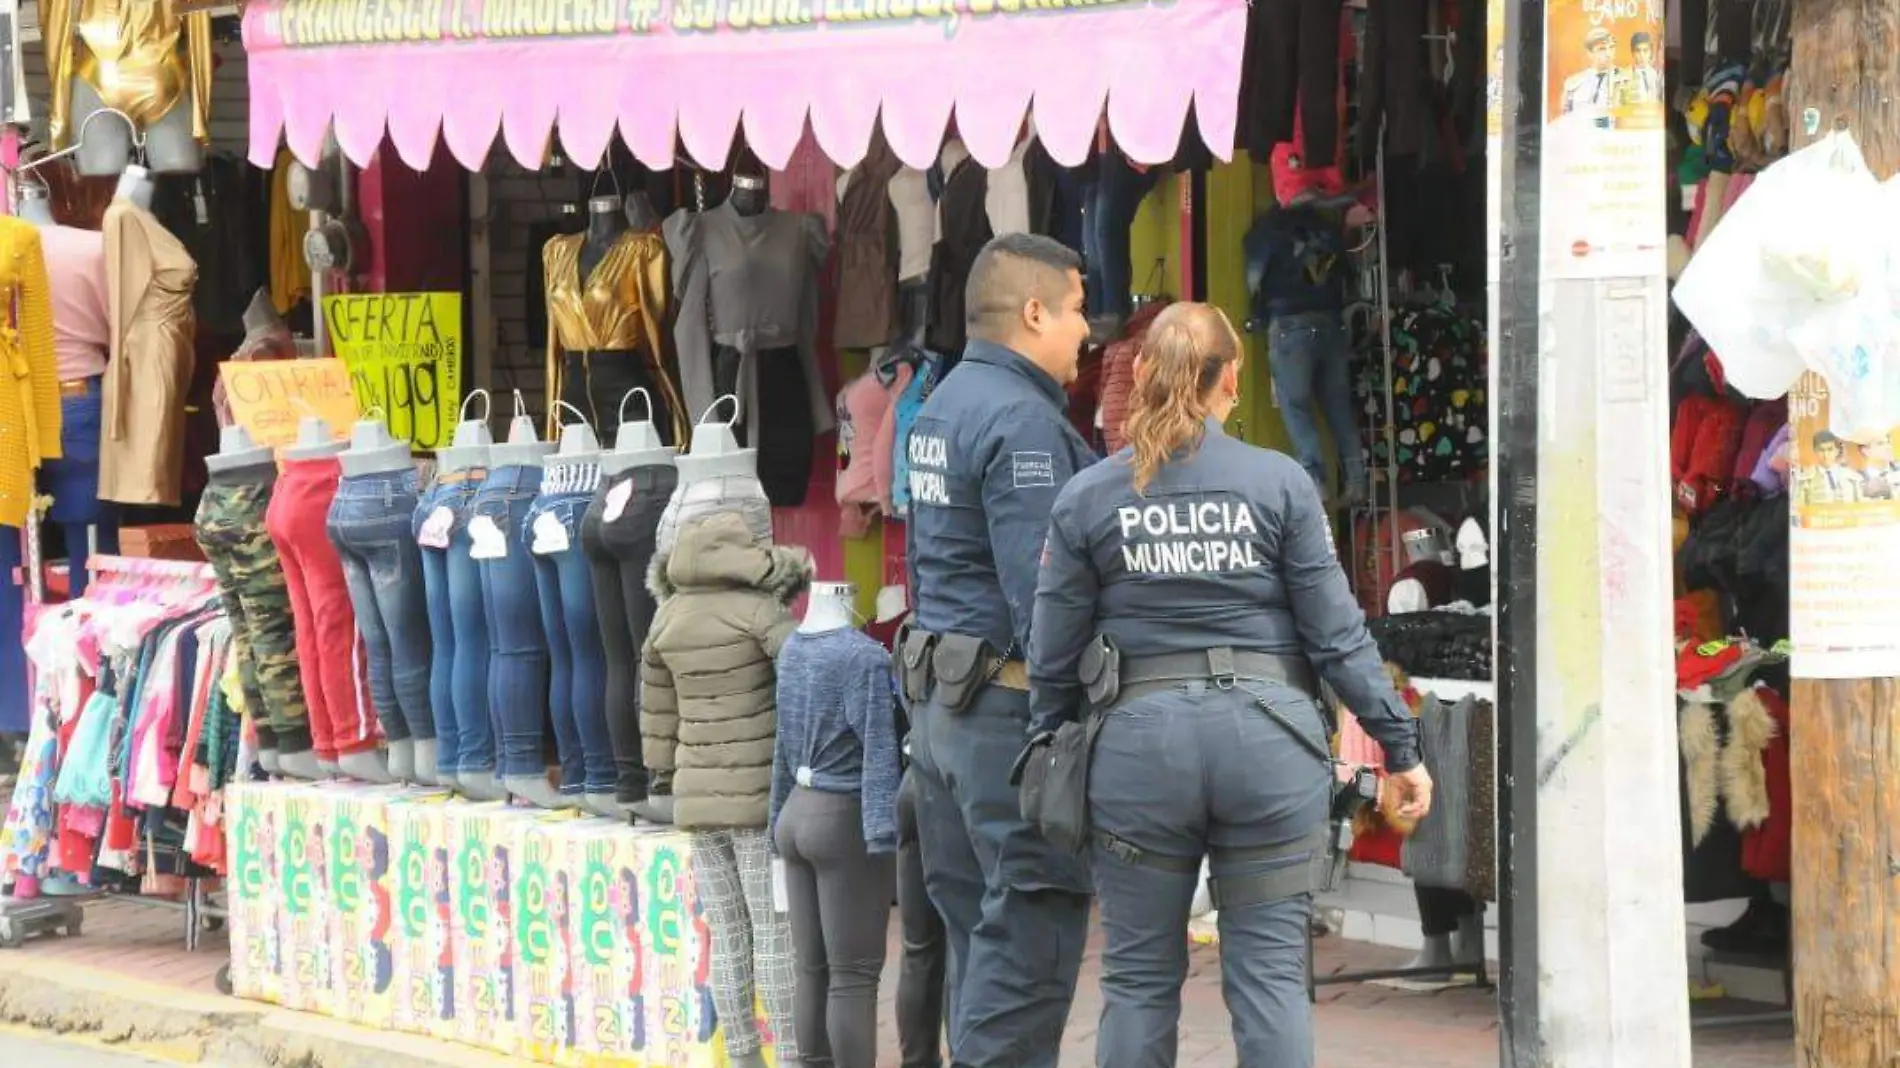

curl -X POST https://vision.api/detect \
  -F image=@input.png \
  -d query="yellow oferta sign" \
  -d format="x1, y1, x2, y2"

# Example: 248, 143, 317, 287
324, 292, 464, 451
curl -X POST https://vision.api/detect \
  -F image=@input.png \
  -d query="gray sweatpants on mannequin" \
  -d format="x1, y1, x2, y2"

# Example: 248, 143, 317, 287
774, 786, 896, 1068
691, 827, 799, 1061
1090, 680, 1331, 1068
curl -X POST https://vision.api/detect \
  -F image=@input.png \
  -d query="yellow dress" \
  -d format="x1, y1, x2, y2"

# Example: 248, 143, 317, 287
0, 218, 62, 528
542, 229, 686, 442
42, 0, 214, 149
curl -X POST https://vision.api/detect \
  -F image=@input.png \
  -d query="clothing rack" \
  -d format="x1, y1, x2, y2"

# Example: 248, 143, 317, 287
4, 555, 231, 955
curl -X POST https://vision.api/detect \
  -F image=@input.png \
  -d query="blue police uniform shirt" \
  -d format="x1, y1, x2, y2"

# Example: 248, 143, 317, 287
1028, 417, 1423, 772
905, 338, 1097, 657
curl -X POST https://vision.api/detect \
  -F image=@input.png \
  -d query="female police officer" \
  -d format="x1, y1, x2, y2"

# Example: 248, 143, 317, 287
1027, 302, 1432, 1068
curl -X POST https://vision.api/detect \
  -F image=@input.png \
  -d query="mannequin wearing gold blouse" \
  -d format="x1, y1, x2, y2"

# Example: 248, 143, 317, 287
543, 210, 686, 444
43, 0, 214, 176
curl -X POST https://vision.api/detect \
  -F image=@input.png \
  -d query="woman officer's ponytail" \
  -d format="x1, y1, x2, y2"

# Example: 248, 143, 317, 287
1122, 302, 1243, 494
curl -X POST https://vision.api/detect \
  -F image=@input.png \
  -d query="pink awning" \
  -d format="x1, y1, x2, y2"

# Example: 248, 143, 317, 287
243, 0, 1250, 173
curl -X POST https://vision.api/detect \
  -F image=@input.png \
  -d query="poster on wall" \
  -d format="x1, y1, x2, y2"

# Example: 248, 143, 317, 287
1788, 372, 1900, 678
218, 359, 360, 450
324, 292, 464, 452
1540, 0, 1668, 278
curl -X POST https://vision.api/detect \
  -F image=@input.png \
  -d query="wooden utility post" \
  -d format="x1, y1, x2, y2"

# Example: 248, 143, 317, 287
1785, 0, 1900, 1061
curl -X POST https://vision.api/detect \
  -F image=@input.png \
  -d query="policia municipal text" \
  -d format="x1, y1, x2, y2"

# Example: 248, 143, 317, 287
1027, 302, 1432, 1067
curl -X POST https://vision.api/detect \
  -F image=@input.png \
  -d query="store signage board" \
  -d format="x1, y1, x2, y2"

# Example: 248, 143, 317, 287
241, 0, 1249, 174
324, 292, 464, 452
219, 358, 361, 450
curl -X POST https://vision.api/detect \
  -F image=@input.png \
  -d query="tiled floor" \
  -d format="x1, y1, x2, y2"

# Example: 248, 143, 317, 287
3, 896, 1793, 1067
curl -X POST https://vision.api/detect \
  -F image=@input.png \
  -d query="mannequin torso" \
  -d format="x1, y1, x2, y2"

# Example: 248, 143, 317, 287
205, 425, 271, 472
578, 195, 628, 282
339, 418, 412, 476
728, 173, 768, 217
285, 416, 345, 461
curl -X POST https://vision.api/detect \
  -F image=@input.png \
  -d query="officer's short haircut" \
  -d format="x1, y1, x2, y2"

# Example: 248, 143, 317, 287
965, 233, 1085, 340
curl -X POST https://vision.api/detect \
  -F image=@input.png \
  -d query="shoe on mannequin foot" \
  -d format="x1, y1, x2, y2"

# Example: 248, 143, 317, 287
1404, 934, 1455, 975
630, 795, 675, 825
278, 750, 322, 781
257, 748, 281, 775
458, 769, 507, 802
411, 739, 440, 787
582, 793, 621, 818
318, 758, 341, 778
504, 774, 571, 810
386, 739, 416, 783
339, 749, 393, 784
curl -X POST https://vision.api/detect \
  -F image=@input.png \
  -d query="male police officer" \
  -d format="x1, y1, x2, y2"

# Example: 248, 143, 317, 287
900, 233, 1096, 1068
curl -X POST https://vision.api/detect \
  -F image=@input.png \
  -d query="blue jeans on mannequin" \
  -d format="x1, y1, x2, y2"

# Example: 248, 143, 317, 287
43, 379, 119, 598
327, 469, 437, 766
415, 472, 488, 775
471, 465, 551, 785
527, 472, 615, 798
1083, 146, 1162, 321
1268, 311, 1366, 498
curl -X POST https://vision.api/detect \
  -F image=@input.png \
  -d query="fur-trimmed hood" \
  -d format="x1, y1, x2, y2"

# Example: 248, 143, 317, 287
647, 511, 813, 604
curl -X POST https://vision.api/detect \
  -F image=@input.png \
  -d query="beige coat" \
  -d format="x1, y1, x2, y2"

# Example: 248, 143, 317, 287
640, 511, 812, 830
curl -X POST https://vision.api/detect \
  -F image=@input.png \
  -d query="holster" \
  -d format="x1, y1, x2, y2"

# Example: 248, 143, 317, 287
929, 634, 990, 714
1079, 634, 1121, 708
1015, 715, 1104, 856
895, 623, 937, 707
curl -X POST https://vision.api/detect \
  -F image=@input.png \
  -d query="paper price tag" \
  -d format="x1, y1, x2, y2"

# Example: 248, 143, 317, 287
531, 511, 572, 555
603, 479, 635, 523
468, 514, 508, 560
417, 506, 454, 549
771, 858, 789, 913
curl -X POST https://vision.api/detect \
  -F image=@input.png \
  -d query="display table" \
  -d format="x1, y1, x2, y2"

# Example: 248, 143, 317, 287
226, 781, 765, 1066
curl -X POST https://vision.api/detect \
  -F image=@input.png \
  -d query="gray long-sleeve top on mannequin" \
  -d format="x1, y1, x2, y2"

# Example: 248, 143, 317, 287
663, 201, 836, 441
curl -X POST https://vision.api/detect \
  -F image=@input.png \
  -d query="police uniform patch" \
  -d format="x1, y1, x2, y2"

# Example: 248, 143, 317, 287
1012, 451, 1056, 489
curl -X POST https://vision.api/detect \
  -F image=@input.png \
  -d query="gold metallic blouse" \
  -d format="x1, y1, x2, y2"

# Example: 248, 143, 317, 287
542, 229, 686, 442
44, 0, 214, 149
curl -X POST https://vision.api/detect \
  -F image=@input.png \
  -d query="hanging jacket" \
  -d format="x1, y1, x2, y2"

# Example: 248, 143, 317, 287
640, 511, 814, 830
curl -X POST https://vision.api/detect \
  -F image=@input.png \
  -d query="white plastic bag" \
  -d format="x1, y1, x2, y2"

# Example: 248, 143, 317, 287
1786, 284, 1900, 443
1673, 131, 1881, 399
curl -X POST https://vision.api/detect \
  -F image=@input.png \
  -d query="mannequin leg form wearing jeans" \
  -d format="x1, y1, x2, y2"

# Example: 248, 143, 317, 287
775, 788, 896, 1068
472, 465, 562, 808
423, 470, 501, 799
693, 828, 799, 1068
528, 466, 615, 812
1268, 311, 1367, 503
328, 468, 437, 784
580, 463, 678, 805
43, 377, 118, 600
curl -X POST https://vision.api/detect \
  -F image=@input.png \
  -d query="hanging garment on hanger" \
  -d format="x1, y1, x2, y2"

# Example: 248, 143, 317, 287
1237, 0, 1346, 164
924, 156, 991, 361
0, 217, 61, 528
835, 134, 904, 349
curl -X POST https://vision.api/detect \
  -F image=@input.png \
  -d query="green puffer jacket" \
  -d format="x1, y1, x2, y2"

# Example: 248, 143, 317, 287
640, 510, 813, 830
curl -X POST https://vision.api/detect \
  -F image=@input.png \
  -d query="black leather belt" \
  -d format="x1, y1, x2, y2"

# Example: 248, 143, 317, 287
1112, 647, 1318, 707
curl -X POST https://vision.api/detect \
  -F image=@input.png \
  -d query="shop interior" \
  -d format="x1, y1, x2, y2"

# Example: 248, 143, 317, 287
0, 0, 1796, 1054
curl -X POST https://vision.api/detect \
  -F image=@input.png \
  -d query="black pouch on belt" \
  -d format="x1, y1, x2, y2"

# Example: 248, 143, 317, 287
930, 634, 989, 713
895, 622, 937, 707
1013, 715, 1104, 855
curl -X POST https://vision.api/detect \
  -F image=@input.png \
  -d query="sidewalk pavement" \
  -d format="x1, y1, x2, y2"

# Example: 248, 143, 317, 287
0, 897, 1792, 1067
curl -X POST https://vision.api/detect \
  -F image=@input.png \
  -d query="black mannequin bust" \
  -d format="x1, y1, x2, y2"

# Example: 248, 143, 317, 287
729, 172, 768, 217
579, 194, 629, 280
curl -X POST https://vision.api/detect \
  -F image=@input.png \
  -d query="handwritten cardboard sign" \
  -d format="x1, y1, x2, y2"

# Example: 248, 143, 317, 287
218, 358, 360, 450
325, 292, 464, 451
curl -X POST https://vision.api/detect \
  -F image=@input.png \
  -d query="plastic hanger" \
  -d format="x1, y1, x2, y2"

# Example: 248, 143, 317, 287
490, 390, 556, 468
549, 400, 602, 462
601, 388, 677, 475
675, 395, 757, 485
